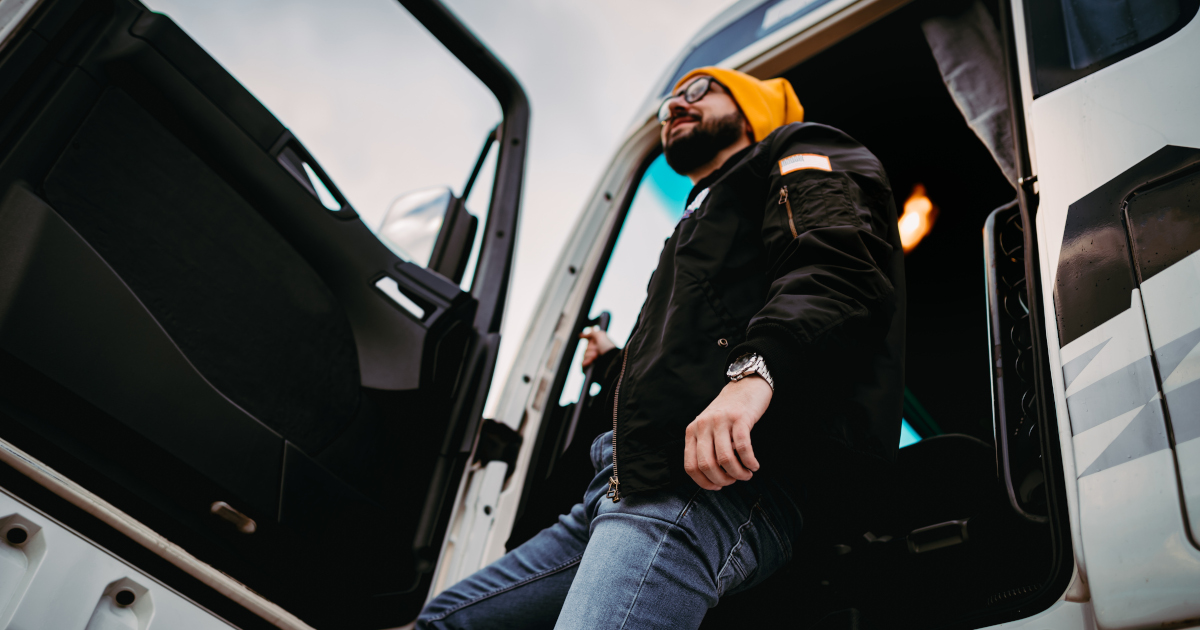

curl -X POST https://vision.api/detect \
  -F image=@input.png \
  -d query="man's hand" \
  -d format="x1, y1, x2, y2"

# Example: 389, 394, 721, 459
580, 328, 616, 368
685, 376, 773, 490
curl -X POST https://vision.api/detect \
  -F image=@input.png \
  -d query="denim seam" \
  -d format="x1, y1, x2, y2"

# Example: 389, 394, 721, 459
617, 486, 705, 629
425, 553, 585, 622
715, 499, 761, 597
730, 553, 750, 585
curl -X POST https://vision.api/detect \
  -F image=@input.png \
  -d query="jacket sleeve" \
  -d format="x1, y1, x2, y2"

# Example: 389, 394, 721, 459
727, 137, 898, 391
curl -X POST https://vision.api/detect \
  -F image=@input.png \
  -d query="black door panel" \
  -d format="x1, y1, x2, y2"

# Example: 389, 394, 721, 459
0, 0, 522, 625
0, 183, 285, 514
43, 87, 362, 456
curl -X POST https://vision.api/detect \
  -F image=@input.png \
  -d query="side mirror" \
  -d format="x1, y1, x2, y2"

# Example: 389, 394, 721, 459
379, 186, 478, 284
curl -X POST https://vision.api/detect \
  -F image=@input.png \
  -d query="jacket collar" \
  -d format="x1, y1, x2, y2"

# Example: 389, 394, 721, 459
684, 144, 756, 208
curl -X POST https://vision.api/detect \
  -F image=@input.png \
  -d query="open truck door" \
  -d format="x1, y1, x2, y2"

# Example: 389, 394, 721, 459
0, 0, 526, 627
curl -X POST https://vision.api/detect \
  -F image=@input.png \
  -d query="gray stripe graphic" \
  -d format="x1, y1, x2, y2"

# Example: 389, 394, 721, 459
1063, 338, 1110, 390
1079, 401, 1170, 477
1066, 357, 1159, 435
1164, 378, 1200, 444
1155, 327, 1200, 382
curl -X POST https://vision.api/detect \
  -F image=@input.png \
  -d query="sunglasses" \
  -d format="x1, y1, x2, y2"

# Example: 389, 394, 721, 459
657, 76, 723, 124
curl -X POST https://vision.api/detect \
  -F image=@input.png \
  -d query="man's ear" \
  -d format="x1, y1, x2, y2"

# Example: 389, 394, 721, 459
743, 118, 755, 143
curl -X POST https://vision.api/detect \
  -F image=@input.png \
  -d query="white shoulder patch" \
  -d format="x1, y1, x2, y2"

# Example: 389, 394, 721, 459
779, 153, 831, 175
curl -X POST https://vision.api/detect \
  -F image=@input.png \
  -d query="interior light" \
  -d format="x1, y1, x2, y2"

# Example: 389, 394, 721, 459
897, 183, 937, 254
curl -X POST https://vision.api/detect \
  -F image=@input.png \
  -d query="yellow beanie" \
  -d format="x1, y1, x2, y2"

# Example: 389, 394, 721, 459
673, 67, 804, 143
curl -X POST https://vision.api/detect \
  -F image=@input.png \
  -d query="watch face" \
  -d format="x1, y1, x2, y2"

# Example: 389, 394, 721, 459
730, 354, 755, 374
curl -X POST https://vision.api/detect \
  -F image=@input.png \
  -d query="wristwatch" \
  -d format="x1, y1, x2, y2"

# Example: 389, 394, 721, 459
727, 353, 774, 390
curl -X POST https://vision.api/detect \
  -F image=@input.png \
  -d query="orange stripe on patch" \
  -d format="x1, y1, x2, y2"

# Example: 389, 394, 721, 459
779, 153, 831, 174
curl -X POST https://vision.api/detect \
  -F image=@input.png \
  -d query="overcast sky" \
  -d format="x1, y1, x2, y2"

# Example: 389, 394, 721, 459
145, 0, 735, 411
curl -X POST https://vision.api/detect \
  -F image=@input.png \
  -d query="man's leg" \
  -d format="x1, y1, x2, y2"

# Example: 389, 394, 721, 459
416, 432, 616, 629
415, 502, 588, 629
554, 453, 805, 629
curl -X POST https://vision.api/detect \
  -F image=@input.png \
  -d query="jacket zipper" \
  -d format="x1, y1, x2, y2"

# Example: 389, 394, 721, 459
779, 186, 798, 238
607, 349, 629, 502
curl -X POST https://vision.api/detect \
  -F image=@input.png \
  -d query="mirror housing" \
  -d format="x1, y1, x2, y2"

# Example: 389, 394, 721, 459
379, 187, 478, 284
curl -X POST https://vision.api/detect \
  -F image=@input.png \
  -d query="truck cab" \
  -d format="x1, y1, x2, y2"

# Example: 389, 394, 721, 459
0, 0, 1197, 628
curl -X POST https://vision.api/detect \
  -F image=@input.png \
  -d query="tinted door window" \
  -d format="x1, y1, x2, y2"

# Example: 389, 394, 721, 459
1025, 0, 1199, 95
144, 0, 500, 285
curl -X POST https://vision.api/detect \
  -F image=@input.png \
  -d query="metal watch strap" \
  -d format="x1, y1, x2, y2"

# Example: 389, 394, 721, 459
754, 357, 775, 390
729, 353, 774, 390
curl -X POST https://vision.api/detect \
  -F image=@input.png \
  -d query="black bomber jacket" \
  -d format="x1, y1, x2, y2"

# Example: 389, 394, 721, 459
596, 122, 906, 501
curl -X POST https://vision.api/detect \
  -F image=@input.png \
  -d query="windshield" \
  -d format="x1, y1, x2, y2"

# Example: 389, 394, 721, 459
661, 0, 838, 96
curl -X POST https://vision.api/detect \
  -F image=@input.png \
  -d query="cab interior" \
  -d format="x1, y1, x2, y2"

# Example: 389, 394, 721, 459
509, 0, 1069, 627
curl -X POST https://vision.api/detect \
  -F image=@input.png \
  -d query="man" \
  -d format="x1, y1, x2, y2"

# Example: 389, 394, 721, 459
418, 67, 905, 629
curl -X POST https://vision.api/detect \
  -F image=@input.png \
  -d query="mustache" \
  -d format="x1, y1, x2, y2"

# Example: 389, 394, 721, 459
667, 112, 701, 130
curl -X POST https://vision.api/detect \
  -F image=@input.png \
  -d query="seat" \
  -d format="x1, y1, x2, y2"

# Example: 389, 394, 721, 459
699, 434, 1003, 629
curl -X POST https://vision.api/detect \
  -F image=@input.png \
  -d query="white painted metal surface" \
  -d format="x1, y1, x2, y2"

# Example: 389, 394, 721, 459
1140, 249, 1200, 543
0, 0, 41, 53
1028, 6, 1200, 628
1058, 292, 1200, 626
0, 488, 233, 630
0, 438, 316, 630
1033, 19, 1200, 278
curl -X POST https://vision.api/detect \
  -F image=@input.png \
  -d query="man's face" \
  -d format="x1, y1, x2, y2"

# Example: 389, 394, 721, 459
660, 76, 749, 175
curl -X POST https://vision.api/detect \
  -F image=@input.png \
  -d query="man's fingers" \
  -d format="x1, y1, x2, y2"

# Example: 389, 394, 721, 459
581, 347, 597, 367
732, 423, 760, 472
714, 428, 753, 481
693, 427, 737, 488
684, 429, 722, 490
579, 331, 599, 367
682, 380, 768, 489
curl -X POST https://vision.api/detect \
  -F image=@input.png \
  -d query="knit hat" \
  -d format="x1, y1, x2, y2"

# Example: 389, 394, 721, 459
673, 67, 804, 143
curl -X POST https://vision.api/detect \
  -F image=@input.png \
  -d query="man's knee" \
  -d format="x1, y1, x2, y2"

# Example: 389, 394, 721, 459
413, 592, 456, 630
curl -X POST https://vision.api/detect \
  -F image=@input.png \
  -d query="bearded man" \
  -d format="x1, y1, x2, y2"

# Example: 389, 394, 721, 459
418, 67, 905, 629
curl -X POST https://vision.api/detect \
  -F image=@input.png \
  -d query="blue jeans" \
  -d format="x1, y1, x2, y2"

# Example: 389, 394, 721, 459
417, 430, 805, 629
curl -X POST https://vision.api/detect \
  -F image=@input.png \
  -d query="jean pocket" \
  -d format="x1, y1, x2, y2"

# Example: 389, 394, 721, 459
716, 519, 760, 598
716, 502, 795, 598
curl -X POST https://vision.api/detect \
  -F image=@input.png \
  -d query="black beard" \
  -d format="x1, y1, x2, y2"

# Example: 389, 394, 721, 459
663, 111, 746, 175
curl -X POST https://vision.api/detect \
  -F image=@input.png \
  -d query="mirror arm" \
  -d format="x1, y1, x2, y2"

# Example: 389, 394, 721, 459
461, 125, 499, 203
